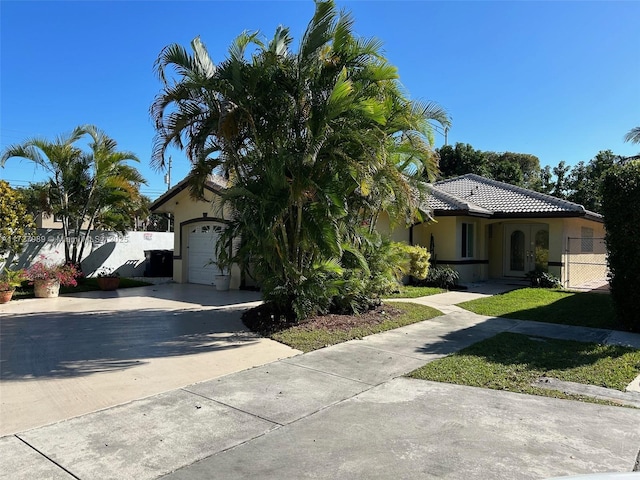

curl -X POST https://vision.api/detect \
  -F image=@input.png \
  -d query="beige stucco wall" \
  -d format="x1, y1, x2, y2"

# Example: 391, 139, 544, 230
376, 212, 411, 243
412, 216, 489, 283
413, 216, 605, 285
153, 187, 242, 288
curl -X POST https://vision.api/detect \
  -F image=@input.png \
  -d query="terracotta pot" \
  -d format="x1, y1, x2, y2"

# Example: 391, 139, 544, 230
34, 279, 60, 298
97, 277, 120, 291
0, 289, 15, 304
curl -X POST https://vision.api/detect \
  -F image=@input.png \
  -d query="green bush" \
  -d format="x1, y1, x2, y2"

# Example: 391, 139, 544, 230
327, 232, 403, 315
416, 266, 460, 289
404, 245, 431, 280
525, 269, 562, 288
601, 162, 640, 332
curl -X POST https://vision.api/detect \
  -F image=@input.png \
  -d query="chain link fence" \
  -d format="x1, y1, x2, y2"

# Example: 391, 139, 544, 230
565, 237, 609, 292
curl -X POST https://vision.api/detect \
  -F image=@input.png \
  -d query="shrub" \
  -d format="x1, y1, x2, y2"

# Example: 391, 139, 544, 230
404, 245, 431, 280
416, 266, 460, 289
525, 269, 561, 288
601, 162, 640, 332
0, 268, 26, 291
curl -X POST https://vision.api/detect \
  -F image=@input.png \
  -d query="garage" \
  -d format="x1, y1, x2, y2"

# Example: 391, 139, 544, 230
188, 224, 221, 285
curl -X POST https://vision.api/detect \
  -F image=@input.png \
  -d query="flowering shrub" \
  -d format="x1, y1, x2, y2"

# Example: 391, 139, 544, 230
26, 256, 81, 287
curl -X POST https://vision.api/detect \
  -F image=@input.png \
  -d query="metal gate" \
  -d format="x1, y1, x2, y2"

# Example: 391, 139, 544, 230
565, 237, 608, 291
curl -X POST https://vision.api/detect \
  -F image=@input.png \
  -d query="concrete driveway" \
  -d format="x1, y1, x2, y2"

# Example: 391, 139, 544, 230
0, 284, 300, 435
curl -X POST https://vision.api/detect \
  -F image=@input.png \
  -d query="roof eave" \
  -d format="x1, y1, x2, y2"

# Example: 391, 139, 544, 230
150, 178, 221, 212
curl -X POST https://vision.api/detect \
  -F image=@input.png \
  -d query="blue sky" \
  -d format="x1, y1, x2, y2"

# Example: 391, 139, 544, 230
1, 1, 638, 201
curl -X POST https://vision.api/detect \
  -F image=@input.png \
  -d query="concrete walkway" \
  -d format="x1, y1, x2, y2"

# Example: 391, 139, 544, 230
1, 288, 639, 479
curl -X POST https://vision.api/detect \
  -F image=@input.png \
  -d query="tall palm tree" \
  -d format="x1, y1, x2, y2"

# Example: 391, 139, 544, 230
1, 127, 87, 262
72, 125, 146, 263
1, 126, 145, 266
151, 0, 450, 319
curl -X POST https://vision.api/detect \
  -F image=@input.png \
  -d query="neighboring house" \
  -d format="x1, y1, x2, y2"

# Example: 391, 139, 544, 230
35, 212, 93, 230
153, 173, 607, 290
378, 174, 606, 288
150, 174, 242, 288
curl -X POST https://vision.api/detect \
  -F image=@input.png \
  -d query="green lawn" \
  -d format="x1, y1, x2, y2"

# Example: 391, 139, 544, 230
383, 285, 444, 299
408, 332, 640, 406
458, 288, 621, 330
268, 302, 442, 353
13, 277, 153, 300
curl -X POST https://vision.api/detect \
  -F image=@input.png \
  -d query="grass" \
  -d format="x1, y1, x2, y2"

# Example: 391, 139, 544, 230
458, 287, 621, 330
269, 303, 442, 353
12, 277, 153, 299
408, 332, 640, 405
382, 285, 444, 299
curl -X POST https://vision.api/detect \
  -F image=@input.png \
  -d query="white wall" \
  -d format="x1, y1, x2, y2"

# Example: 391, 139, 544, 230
2, 229, 174, 277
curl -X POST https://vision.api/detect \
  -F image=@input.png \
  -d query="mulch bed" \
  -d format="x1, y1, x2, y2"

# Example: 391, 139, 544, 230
242, 302, 404, 336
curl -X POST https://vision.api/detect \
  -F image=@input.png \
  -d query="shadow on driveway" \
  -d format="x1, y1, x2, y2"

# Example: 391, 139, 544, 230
0, 307, 260, 380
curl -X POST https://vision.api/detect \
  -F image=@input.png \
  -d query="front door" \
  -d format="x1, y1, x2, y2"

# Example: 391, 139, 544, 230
504, 224, 549, 277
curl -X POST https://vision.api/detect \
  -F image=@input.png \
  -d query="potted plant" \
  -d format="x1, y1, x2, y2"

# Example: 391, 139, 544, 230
213, 228, 232, 291
26, 256, 80, 298
95, 267, 120, 291
0, 268, 26, 303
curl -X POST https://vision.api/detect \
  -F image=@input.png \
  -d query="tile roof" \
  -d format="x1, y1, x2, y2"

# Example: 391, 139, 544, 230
425, 174, 602, 221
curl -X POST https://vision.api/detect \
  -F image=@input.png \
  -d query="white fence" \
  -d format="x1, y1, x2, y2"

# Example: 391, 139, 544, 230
1, 229, 174, 278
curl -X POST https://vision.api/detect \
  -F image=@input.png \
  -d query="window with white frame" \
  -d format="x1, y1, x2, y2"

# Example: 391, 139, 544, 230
461, 222, 475, 258
581, 227, 594, 253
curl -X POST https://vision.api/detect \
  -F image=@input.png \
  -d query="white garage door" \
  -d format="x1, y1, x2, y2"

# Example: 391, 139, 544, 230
188, 225, 221, 285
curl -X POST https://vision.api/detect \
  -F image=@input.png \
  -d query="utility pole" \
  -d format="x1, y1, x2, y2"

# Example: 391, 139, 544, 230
164, 156, 172, 190
164, 156, 172, 232
444, 127, 449, 146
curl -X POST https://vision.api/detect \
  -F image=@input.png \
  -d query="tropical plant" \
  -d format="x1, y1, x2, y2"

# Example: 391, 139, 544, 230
404, 245, 431, 280
151, 0, 450, 320
524, 269, 561, 289
26, 255, 80, 287
417, 266, 460, 289
1, 126, 146, 267
624, 127, 640, 145
0, 268, 27, 291
623, 126, 640, 161
0, 180, 35, 258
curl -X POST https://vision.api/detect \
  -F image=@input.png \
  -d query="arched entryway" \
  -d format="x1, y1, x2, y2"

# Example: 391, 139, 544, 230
504, 224, 549, 276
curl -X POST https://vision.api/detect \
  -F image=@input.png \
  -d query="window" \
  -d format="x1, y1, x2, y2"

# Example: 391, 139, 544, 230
581, 227, 594, 253
461, 223, 474, 258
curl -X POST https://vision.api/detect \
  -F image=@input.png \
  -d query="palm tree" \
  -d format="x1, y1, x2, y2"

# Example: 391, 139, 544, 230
1, 126, 146, 266
151, 0, 450, 319
624, 127, 640, 144
1, 127, 87, 262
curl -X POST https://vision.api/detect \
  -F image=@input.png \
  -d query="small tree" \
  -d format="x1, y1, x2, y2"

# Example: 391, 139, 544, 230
0, 181, 35, 261
1, 126, 146, 267
601, 161, 640, 331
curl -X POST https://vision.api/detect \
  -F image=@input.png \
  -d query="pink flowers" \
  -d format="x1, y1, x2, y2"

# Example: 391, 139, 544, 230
26, 256, 81, 287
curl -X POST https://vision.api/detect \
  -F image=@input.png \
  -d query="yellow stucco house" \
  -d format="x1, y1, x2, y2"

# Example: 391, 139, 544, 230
380, 174, 606, 289
152, 173, 607, 290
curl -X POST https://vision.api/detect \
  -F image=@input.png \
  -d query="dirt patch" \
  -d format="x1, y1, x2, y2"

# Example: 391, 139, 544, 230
242, 303, 404, 336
